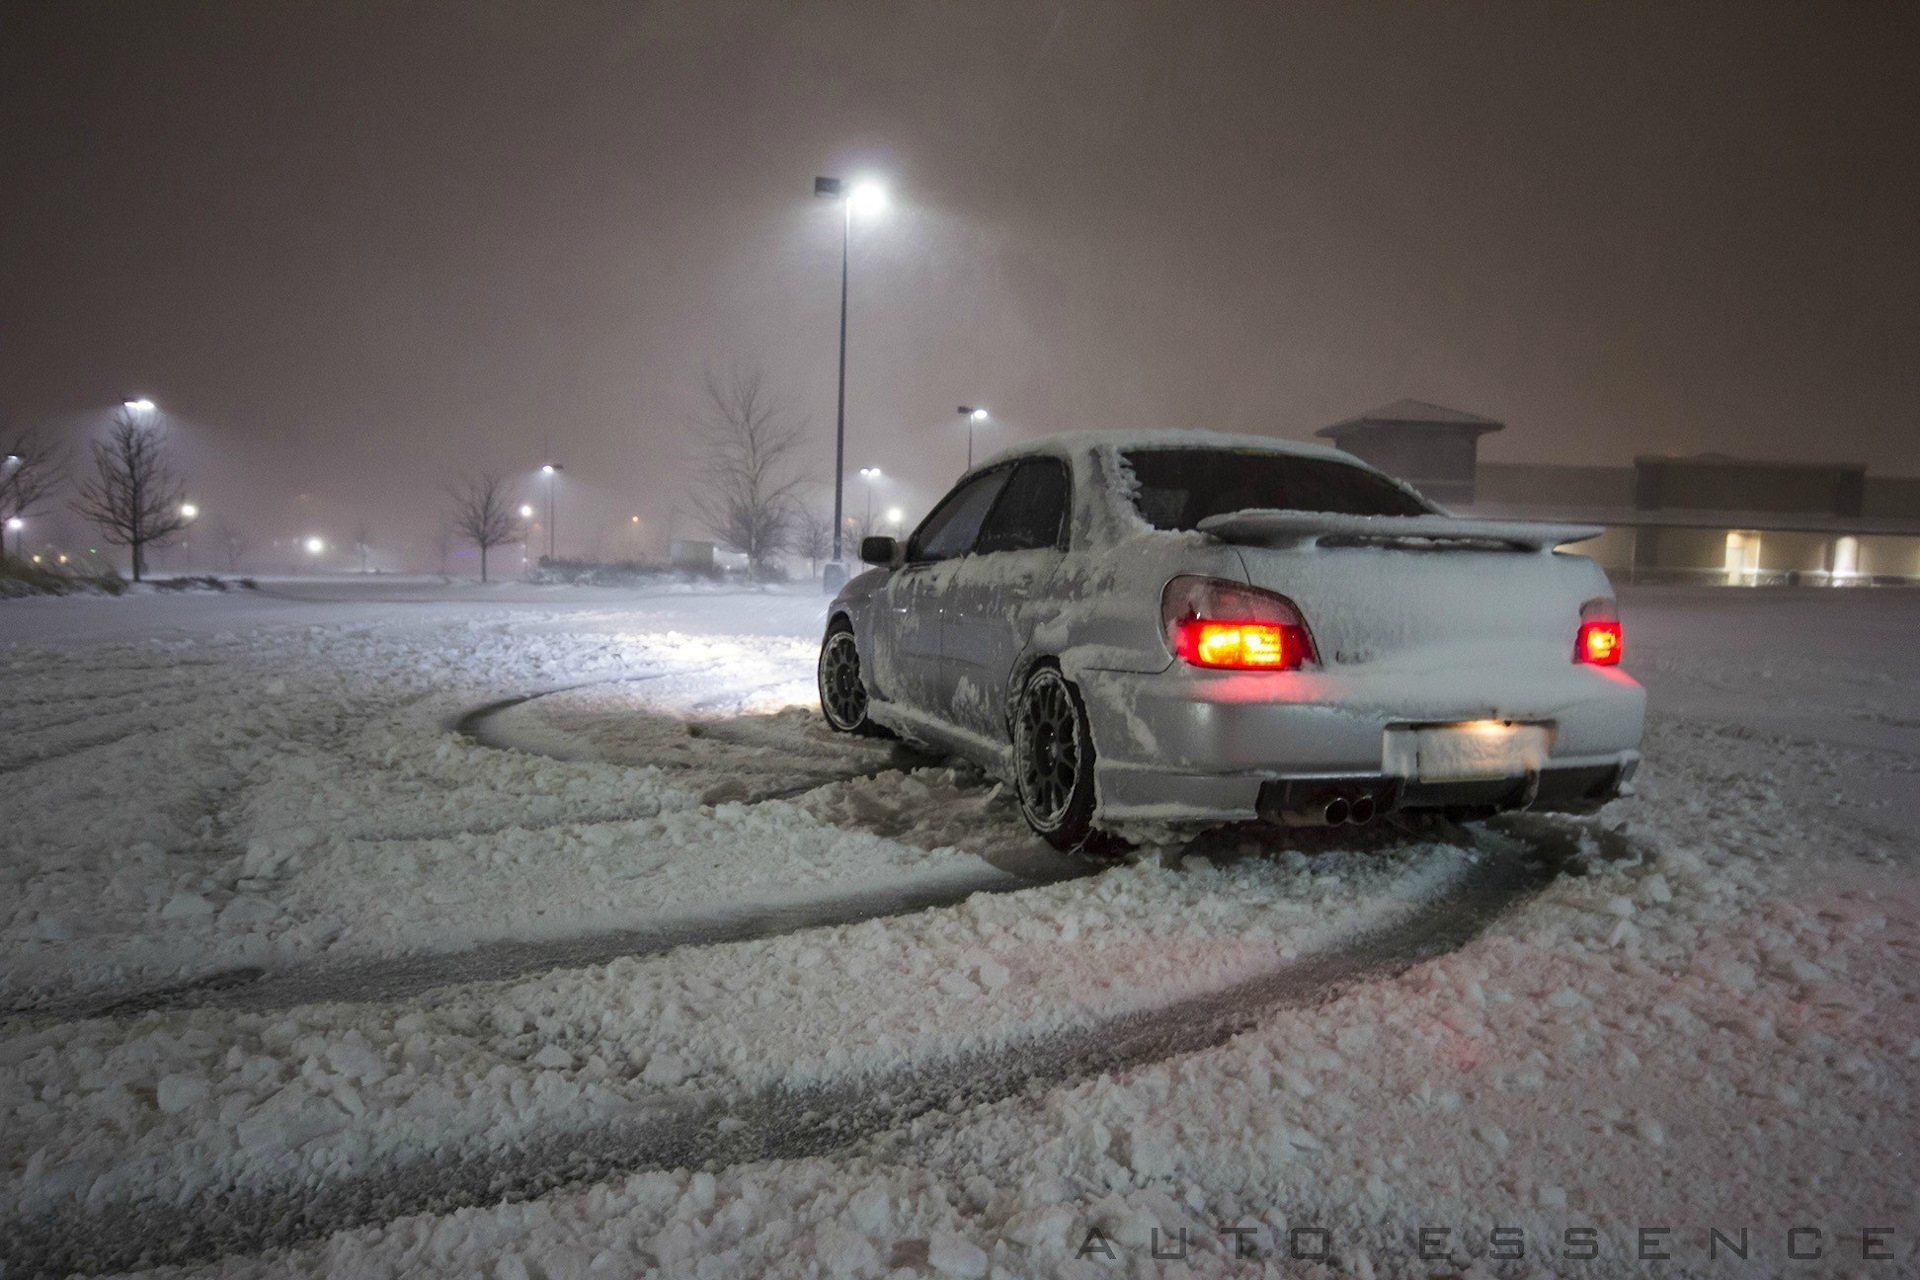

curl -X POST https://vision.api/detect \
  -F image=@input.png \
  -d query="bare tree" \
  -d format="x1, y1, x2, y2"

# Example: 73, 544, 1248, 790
71, 408, 190, 581
1, 425, 68, 559
354, 520, 374, 573
793, 503, 834, 578
685, 368, 811, 578
446, 473, 519, 582
212, 519, 250, 573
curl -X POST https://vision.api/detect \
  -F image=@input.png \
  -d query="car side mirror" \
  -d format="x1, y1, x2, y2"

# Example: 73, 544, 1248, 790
859, 536, 900, 567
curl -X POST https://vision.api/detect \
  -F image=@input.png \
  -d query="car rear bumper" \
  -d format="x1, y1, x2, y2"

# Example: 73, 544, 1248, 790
1075, 659, 1646, 825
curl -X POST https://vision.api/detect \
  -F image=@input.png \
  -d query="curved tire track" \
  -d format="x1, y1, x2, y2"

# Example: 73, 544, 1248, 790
1, 829, 1578, 1278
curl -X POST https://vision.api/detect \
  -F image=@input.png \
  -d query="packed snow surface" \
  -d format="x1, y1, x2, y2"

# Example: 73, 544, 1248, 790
2, 580, 1916, 1278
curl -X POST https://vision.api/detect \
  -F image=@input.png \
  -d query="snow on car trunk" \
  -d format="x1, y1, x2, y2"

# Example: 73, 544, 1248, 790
1228, 541, 1605, 674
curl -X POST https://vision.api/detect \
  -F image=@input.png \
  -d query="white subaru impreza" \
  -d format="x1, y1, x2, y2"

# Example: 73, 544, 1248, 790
820, 431, 1645, 851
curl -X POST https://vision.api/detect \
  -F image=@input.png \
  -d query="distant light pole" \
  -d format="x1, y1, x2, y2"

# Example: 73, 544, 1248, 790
858, 467, 881, 537
957, 406, 988, 470
540, 463, 561, 560
179, 502, 199, 566
2, 457, 17, 558
814, 174, 888, 590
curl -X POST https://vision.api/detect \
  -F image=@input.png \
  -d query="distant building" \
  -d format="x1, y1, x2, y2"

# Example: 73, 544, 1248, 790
1315, 399, 1504, 506
1317, 401, 1920, 585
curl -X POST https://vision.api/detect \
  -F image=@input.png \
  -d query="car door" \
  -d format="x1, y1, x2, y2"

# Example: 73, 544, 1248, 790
942, 457, 1073, 741
870, 467, 1010, 715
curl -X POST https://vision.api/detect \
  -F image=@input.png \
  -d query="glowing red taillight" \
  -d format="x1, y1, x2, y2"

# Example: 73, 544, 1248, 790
1578, 621, 1623, 665
1575, 599, 1623, 666
1163, 576, 1314, 671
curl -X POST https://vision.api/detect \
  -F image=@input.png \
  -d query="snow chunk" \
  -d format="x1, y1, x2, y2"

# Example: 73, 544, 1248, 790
928, 1230, 990, 1278
155, 1074, 210, 1114
160, 892, 215, 920
641, 1053, 691, 1087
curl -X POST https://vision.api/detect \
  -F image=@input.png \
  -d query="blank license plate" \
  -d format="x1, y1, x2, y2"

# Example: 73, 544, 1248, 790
1383, 722, 1552, 782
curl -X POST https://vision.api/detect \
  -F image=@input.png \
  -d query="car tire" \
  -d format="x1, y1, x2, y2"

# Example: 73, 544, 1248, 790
818, 619, 889, 737
1013, 665, 1115, 854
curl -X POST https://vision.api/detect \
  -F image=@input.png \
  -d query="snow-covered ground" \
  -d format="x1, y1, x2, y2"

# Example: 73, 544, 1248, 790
2, 581, 1915, 1278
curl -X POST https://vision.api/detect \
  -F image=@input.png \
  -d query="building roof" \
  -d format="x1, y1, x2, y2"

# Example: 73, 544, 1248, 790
1316, 398, 1506, 439
1632, 452, 1865, 474
1457, 500, 1920, 539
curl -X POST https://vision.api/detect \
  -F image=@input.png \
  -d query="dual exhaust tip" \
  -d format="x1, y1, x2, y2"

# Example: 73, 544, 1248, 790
1260, 780, 1389, 828
1322, 793, 1376, 827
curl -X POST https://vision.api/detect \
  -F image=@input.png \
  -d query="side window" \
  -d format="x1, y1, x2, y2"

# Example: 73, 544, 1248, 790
975, 459, 1071, 554
908, 469, 1010, 562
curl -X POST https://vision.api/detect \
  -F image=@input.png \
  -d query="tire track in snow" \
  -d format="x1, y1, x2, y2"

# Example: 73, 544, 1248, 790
15, 866, 1073, 1023
454, 675, 944, 804
1, 828, 1577, 1279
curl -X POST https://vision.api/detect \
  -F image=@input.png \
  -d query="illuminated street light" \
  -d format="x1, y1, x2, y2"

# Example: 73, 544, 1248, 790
124, 397, 156, 414
886, 506, 904, 527
305, 536, 324, 555
957, 406, 989, 470
180, 502, 199, 520
858, 466, 882, 532
539, 463, 562, 560
847, 181, 888, 218
520, 504, 535, 519
813, 173, 889, 590
5, 515, 20, 559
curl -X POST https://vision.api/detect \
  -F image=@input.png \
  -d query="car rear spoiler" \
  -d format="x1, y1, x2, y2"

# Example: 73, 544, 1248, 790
1196, 509, 1606, 551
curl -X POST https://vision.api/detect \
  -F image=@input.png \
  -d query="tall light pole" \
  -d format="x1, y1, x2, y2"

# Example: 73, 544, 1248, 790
859, 467, 881, 537
957, 406, 988, 470
2, 456, 18, 559
540, 463, 561, 560
814, 175, 887, 590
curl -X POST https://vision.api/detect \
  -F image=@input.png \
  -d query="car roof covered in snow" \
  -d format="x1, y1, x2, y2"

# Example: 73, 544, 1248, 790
970, 428, 1360, 475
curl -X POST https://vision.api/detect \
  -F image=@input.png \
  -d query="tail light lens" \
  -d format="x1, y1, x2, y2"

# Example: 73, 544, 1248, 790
1575, 598, 1623, 666
1163, 575, 1315, 671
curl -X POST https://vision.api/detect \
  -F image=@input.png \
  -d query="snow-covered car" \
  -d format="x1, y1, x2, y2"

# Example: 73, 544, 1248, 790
819, 431, 1645, 850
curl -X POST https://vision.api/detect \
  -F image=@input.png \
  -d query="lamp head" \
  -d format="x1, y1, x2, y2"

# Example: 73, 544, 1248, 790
847, 181, 887, 218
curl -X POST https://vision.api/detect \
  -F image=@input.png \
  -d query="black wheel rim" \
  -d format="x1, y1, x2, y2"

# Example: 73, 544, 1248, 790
821, 633, 867, 728
1020, 674, 1080, 825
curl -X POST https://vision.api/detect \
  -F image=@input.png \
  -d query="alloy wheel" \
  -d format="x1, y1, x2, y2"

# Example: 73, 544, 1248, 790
1019, 671, 1081, 826
820, 631, 868, 731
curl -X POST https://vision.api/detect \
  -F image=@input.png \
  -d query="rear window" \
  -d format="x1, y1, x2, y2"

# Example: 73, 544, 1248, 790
1122, 448, 1431, 530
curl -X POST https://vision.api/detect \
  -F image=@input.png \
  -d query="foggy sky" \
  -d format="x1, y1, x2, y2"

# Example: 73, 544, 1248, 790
3, 0, 1916, 567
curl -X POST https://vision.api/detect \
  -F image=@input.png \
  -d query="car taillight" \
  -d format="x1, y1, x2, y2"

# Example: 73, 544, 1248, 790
1575, 599, 1623, 666
1162, 575, 1314, 671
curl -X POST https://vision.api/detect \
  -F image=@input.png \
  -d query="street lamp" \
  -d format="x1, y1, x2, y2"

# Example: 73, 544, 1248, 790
123, 397, 156, 415
858, 467, 881, 536
540, 463, 561, 560
5, 516, 21, 559
957, 406, 989, 470
885, 506, 903, 527
305, 536, 324, 555
814, 174, 888, 591
179, 503, 199, 567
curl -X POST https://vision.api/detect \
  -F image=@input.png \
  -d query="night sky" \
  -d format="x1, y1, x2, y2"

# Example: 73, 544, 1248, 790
3, 0, 1916, 562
